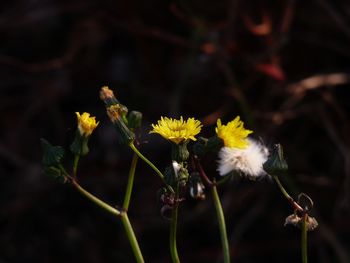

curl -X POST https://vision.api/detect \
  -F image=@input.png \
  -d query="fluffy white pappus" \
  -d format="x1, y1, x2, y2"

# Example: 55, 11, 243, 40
217, 139, 269, 179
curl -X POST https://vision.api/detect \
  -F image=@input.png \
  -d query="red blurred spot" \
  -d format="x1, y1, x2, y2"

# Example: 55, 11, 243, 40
255, 63, 285, 81
201, 43, 216, 55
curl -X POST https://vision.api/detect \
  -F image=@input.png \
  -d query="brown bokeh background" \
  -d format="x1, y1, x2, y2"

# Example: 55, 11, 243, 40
1, 0, 350, 262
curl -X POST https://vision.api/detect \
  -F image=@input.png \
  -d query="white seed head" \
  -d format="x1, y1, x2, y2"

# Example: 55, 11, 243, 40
217, 138, 269, 179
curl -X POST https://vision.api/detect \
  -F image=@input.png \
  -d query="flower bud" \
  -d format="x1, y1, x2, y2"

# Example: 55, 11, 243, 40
107, 105, 135, 144
263, 144, 288, 176
70, 112, 98, 156
188, 172, 206, 200
70, 131, 90, 156
100, 86, 120, 107
75, 112, 99, 137
172, 161, 189, 186
192, 137, 207, 157
157, 187, 175, 220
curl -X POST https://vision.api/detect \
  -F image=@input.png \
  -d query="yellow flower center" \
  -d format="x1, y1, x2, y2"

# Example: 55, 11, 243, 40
216, 116, 252, 148
76, 112, 99, 137
150, 116, 202, 144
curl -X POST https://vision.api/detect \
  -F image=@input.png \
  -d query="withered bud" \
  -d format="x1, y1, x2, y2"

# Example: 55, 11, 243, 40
284, 213, 318, 231
100, 86, 115, 100
263, 144, 288, 176
100, 86, 120, 107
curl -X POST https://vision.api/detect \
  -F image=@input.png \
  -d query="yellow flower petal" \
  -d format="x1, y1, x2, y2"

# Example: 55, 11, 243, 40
76, 112, 99, 137
215, 116, 252, 148
150, 116, 202, 144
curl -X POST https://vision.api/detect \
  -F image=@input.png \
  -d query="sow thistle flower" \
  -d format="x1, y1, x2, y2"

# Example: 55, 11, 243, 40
71, 112, 99, 156
216, 117, 252, 149
216, 117, 268, 179
150, 116, 202, 144
75, 112, 99, 137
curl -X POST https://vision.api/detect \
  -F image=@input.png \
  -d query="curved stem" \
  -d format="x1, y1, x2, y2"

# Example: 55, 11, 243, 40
129, 142, 174, 193
72, 180, 120, 216
211, 184, 231, 263
121, 213, 145, 263
273, 175, 304, 212
123, 153, 138, 210
170, 183, 180, 263
301, 214, 308, 263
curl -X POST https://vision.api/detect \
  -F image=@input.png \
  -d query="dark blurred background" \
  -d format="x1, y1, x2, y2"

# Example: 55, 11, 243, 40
1, 0, 350, 262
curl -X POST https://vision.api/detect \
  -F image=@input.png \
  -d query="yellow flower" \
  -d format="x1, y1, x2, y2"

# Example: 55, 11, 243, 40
75, 112, 99, 137
216, 116, 252, 149
150, 116, 202, 144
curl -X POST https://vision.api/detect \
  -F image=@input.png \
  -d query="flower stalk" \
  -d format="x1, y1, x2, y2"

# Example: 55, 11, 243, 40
170, 183, 181, 263
273, 175, 303, 212
120, 212, 145, 263
73, 154, 80, 178
301, 213, 308, 263
211, 182, 231, 263
123, 152, 138, 210
129, 142, 174, 194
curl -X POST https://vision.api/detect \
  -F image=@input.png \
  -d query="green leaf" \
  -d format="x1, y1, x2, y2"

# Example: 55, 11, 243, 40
40, 138, 64, 166
43, 166, 68, 184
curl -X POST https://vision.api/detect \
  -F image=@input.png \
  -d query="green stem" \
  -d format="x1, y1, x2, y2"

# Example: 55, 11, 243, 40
273, 175, 303, 212
73, 154, 80, 178
129, 142, 174, 193
73, 180, 145, 262
170, 183, 180, 263
72, 180, 120, 216
211, 184, 230, 263
121, 213, 145, 263
123, 153, 138, 210
301, 214, 308, 263
216, 174, 232, 186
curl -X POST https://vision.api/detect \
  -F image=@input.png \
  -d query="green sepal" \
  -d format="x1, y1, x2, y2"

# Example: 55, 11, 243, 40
113, 117, 135, 144
172, 142, 189, 162
177, 166, 189, 186
70, 131, 89, 156
40, 138, 64, 166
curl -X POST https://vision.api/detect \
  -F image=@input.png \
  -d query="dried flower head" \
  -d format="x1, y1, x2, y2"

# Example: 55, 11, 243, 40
216, 117, 253, 149
75, 112, 99, 137
217, 139, 268, 178
100, 86, 115, 101
284, 213, 318, 231
150, 116, 202, 144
